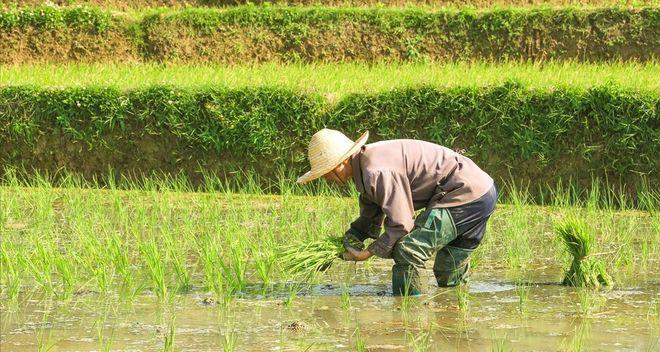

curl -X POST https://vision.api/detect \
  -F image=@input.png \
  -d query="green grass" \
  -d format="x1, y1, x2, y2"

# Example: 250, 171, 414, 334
278, 236, 345, 279
2, 62, 658, 95
3, 5, 657, 64
0, 171, 656, 303
4, 0, 657, 12
555, 217, 613, 288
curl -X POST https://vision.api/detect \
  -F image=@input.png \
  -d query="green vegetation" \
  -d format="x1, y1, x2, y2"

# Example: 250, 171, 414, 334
2, 170, 655, 302
1, 5, 657, 63
2, 82, 657, 196
2, 0, 658, 349
3, 62, 659, 93
555, 217, 613, 288
0, 5, 113, 31
278, 236, 345, 279
5, 0, 656, 11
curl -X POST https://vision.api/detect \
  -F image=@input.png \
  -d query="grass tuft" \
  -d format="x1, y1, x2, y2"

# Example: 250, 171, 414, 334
278, 236, 344, 279
555, 217, 613, 288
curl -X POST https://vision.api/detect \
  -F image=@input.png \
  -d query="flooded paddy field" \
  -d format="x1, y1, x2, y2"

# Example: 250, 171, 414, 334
1, 178, 658, 351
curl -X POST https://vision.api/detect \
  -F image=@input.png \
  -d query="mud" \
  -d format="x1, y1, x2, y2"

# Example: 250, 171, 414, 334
1, 263, 657, 351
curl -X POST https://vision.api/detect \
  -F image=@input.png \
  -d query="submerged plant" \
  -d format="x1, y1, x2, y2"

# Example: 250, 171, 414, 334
222, 330, 236, 352
163, 317, 175, 352
455, 284, 470, 315
353, 324, 367, 352
406, 325, 433, 352
515, 279, 530, 315
555, 217, 612, 288
278, 236, 344, 279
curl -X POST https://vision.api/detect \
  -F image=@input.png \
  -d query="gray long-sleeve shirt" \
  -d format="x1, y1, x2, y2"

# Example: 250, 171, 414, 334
349, 139, 494, 259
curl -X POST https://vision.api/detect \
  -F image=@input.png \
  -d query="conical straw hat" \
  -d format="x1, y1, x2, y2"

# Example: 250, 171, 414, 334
297, 129, 369, 184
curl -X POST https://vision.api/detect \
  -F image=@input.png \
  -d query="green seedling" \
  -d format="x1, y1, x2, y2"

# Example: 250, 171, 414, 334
278, 236, 344, 279
515, 279, 530, 315
456, 284, 470, 316
556, 217, 612, 288
139, 240, 168, 299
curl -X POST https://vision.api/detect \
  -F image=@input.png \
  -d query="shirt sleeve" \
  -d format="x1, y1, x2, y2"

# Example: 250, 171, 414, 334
348, 193, 385, 241
365, 171, 415, 259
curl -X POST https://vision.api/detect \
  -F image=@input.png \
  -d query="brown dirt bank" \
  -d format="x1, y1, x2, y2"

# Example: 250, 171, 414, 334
1, 7, 657, 64
0, 26, 140, 65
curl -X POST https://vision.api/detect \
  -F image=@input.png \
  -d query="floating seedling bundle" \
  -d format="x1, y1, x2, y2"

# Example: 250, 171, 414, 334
278, 236, 344, 279
555, 217, 612, 288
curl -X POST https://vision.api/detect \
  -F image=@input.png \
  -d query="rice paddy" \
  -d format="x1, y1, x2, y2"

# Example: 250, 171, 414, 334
2, 0, 659, 349
1, 171, 657, 350
2, 62, 659, 94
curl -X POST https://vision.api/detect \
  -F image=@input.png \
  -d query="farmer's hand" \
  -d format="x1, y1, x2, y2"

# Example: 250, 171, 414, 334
342, 246, 372, 261
342, 230, 365, 251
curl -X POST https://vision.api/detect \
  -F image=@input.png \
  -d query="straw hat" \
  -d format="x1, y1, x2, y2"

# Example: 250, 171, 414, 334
297, 129, 369, 184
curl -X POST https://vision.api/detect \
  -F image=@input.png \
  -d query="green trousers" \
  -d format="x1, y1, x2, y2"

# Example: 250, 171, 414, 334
391, 208, 473, 296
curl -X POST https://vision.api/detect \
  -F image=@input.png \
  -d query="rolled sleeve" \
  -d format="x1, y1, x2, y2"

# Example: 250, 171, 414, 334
365, 171, 415, 259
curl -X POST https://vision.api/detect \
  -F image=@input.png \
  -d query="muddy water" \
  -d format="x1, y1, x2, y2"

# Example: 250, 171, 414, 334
2, 264, 657, 351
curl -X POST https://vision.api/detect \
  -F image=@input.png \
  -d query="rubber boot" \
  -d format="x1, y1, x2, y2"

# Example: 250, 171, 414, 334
433, 245, 473, 287
392, 264, 423, 296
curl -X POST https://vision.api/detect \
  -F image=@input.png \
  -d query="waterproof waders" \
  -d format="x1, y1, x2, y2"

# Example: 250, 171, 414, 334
392, 208, 471, 295
391, 186, 497, 295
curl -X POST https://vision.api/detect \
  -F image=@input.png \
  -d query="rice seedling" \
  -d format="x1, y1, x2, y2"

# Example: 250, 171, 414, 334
138, 240, 168, 299
163, 317, 175, 352
197, 235, 223, 297
52, 251, 76, 299
90, 259, 112, 295
278, 236, 344, 279
576, 289, 606, 316
37, 329, 56, 352
28, 241, 56, 296
555, 217, 613, 288
163, 229, 191, 293
0, 241, 23, 301
109, 233, 133, 290
563, 319, 591, 352
340, 284, 351, 311
282, 284, 300, 308
97, 324, 115, 352
405, 325, 433, 351
36, 302, 56, 352
253, 252, 275, 292
219, 246, 249, 297
222, 329, 237, 352
93, 301, 117, 352
456, 283, 470, 307
353, 324, 367, 352
515, 279, 531, 315
498, 182, 533, 274
491, 334, 511, 352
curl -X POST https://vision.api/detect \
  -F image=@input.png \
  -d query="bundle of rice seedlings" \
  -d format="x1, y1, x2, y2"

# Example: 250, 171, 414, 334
278, 236, 344, 279
555, 217, 612, 288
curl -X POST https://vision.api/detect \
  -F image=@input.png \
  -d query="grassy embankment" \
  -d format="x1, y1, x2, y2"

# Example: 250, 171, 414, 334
2, 5, 657, 64
2, 63, 658, 200
4, 0, 658, 10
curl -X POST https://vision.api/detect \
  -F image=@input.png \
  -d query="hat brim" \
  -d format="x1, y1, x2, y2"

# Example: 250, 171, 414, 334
296, 131, 369, 184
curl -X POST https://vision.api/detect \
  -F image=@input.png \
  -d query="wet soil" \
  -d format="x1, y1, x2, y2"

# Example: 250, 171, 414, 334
1, 264, 657, 351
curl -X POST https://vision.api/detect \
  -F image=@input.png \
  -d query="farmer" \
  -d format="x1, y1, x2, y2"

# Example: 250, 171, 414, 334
297, 129, 497, 295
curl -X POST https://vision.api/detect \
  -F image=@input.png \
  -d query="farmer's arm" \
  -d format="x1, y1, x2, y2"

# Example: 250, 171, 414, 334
365, 171, 415, 259
347, 193, 385, 241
